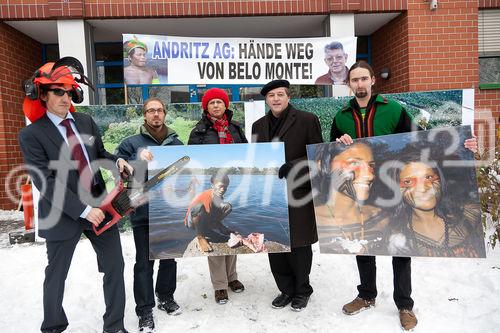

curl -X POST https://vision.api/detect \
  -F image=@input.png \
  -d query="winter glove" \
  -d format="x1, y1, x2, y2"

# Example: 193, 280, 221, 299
278, 162, 293, 179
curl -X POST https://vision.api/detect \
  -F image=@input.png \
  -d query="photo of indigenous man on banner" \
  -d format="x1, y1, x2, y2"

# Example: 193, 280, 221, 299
122, 33, 356, 85
146, 143, 290, 259
307, 125, 486, 258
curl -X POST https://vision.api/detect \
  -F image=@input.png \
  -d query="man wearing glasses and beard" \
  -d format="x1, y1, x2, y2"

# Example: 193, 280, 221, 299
116, 98, 183, 332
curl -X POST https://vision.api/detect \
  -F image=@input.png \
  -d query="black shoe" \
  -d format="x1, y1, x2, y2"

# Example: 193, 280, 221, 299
157, 296, 182, 315
291, 295, 310, 312
138, 313, 155, 332
271, 293, 293, 309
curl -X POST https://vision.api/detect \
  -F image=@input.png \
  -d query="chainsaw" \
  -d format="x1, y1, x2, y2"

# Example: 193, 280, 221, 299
93, 155, 190, 235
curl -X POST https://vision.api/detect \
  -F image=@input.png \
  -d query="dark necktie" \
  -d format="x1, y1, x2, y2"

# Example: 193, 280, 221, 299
60, 119, 92, 190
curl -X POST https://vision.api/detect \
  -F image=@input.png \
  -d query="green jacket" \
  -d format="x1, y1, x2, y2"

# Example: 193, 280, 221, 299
329, 94, 420, 140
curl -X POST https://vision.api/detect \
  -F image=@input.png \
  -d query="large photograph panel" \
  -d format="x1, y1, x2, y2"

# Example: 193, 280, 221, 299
307, 126, 485, 258
148, 143, 290, 259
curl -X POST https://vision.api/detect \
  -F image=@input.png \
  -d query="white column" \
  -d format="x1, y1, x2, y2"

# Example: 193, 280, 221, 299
329, 13, 355, 38
56, 20, 96, 105
325, 14, 355, 97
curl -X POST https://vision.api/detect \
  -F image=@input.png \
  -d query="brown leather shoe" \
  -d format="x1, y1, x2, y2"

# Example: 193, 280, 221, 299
228, 280, 245, 293
214, 289, 228, 304
342, 297, 376, 315
399, 309, 417, 331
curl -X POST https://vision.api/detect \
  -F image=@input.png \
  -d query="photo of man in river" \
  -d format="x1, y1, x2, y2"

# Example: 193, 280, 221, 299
147, 143, 291, 259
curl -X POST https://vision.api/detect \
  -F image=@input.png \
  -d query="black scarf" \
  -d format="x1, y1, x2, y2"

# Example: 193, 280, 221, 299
268, 104, 291, 139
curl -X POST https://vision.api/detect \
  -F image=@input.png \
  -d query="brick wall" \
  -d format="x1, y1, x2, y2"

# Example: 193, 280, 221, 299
405, 0, 478, 92
48, 0, 84, 18
372, 1, 499, 149
330, 0, 408, 13
0, 0, 50, 20
0, 22, 42, 210
371, 12, 410, 93
83, 0, 331, 18
478, 1, 500, 148
479, 0, 500, 8
373, 1, 480, 93
0, 0, 406, 19
476, 89, 500, 153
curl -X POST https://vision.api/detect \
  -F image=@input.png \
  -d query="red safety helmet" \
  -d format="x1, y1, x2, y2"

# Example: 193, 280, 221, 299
22, 57, 93, 123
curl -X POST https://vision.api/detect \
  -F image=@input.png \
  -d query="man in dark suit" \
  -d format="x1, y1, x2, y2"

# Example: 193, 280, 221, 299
18, 59, 133, 333
251, 79, 323, 311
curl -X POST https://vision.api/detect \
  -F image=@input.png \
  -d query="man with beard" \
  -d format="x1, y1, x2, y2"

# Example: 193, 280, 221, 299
313, 142, 389, 254
116, 98, 183, 332
329, 61, 420, 331
329, 62, 479, 331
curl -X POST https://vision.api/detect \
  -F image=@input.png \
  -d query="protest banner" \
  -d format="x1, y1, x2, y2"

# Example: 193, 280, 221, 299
123, 34, 356, 85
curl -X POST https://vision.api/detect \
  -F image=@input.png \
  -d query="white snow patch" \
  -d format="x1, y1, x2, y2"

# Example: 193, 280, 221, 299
0, 210, 23, 222
0, 232, 499, 332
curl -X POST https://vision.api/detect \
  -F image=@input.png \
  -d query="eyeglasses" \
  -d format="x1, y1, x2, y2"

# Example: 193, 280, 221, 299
325, 56, 345, 63
145, 108, 165, 114
47, 88, 74, 98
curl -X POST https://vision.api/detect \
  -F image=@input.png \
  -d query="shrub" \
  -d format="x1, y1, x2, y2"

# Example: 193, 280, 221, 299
477, 142, 500, 249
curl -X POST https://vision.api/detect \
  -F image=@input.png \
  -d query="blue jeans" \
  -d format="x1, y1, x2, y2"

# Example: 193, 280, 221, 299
132, 225, 177, 316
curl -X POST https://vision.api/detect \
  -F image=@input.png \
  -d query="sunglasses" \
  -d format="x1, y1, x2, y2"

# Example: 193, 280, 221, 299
47, 88, 74, 98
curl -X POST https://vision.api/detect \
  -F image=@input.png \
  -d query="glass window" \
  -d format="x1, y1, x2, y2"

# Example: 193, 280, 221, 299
197, 88, 233, 102
97, 87, 144, 105
239, 87, 264, 101
148, 86, 190, 103
98, 87, 125, 105
44, 44, 60, 62
126, 87, 143, 105
95, 43, 123, 61
357, 36, 369, 56
97, 66, 124, 85
479, 57, 500, 85
290, 85, 325, 98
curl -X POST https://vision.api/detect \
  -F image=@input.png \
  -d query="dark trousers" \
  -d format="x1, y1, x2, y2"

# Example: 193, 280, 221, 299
356, 255, 414, 310
41, 225, 125, 333
268, 245, 313, 297
133, 225, 177, 317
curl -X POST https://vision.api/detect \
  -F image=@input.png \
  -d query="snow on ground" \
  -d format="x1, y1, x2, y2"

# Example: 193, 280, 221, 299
0, 210, 23, 222
0, 231, 499, 333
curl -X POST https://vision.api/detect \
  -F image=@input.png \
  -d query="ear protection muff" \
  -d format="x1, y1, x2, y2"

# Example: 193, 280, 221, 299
23, 77, 83, 103
72, 86, 84, 104
23, 69, 42, 100
22, 59, 88, 103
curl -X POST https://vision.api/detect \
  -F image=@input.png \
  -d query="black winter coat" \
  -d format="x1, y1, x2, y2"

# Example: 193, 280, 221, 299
188, 110, 247, 145
252, 105, 323, 248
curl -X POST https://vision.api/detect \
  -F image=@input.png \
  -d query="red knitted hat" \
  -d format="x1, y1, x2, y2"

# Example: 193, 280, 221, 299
201, 88, 229, 111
